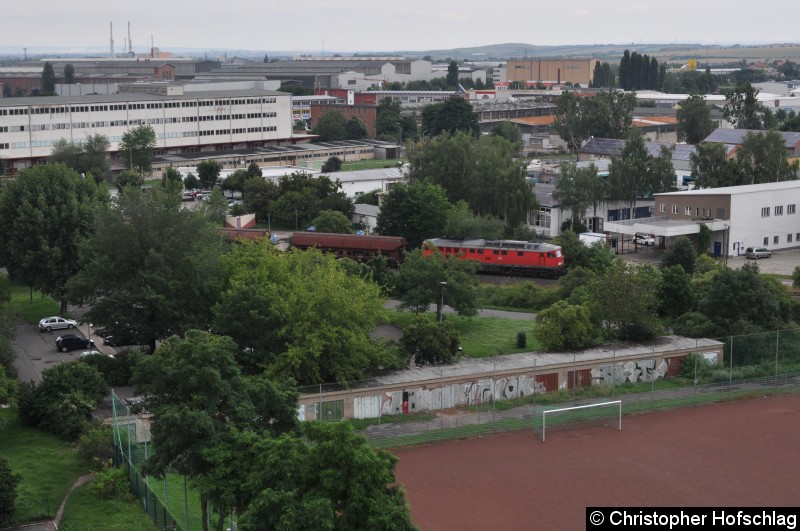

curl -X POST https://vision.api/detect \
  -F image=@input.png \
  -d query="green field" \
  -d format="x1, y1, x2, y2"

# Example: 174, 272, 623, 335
5, 278, 59, 325
58, 484, 156, 531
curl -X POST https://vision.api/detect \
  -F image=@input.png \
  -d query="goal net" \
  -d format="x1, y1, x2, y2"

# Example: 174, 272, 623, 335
533, 400, 622, 442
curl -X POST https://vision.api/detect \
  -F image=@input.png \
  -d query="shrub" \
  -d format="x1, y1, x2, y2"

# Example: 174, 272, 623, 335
793, 265, 800, 288
534, 300, 594, 350
0, 457, 22, 526
516, 331, 527, 348
89, 465, 133, 501
78, 424, 114, 469
400, 316, 461, 366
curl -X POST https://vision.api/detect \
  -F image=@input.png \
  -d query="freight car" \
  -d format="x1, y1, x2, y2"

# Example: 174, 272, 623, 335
290, 232, 406, 267
422, 238, 565, 277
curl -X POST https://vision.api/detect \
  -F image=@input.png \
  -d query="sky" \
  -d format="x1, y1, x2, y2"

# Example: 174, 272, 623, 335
2, 1, 797, 55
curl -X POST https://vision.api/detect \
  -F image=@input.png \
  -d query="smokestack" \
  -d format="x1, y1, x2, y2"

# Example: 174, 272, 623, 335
110, 22, 114, 57
127, 22, 132, 56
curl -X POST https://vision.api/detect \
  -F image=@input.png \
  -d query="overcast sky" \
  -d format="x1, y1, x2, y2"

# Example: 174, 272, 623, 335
2, 1, 797, 54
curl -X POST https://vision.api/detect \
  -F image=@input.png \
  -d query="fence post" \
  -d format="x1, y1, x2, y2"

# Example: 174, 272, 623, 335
729, 335, 734, 390
492, 362, 496, 426
378, 382, 382, 426
775, 329, 780, 385
318, 383, 323, 421
127, 404, 132, 466
611, 350, 616, 397
532, 358, 537, 426
651, 346, 655, 393
184, 476, 189, 531
440, 369, 444, 431
163, 477, 168, 530
572, 351, 576, 404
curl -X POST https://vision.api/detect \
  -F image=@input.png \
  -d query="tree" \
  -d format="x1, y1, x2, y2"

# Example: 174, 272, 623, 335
400, 315, 461, 365
48, 134, 111, 182
420, 98, 478, 137
115, 170, 143, 189
246, 162, 262, 178
68, 186, 226, 352
608, 128, 674, 211
723, 82, 768, 130
345, 116, 368, 140
395, 248, 480, 319
322, 156, 343, 173
132, 331, 300, 531
0, 457, 22, 527
196, 160, 222, 190
554, 90, 635, 159
490, 121, 522, 154
184, 172, 200, 190
735, 131, 800, 185
553, 91, 590, 159
690, 142, 739, 189
41, 62, 55, 93
592, 62, 614, 88
118, 125, 157, 175
242, 176, 279, 224
376, 98, 418, 143
443, 201, 505, 240
589, 261, 662, 341
63, 63, 75, 84
213, 244, 392, 383
221, 169, 247, 198
658, 265, 695, 320
677, 95, 715, 144
534, 301, 594, 350
0, 163, 108, 313
553, 163, 600, 231
310, 210, 352, 233
17, 362, 108, 440
270, 172, 352, 228
313, 110, 348, 141
162, 166, 182, 186
446, 61, 459, 87
375, 180, 451, 249
661, 236, 697, 275
234, 422, 417, 530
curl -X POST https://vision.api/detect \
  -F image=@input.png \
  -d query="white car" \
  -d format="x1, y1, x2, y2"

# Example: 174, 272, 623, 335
39, 316, 78, 332
635, 234, 655, 246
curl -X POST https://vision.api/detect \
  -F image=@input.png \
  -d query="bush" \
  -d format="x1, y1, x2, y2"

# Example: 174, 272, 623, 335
79, 350, 142, 387
0, 457, 22, 526
516, 331, 527, 348
478, 282, 558, 311
793, 265, 800, 288
400, 316, 461, 366
89, 465, 133, 501
534, 300, 595, 350
77, 424, 115, 469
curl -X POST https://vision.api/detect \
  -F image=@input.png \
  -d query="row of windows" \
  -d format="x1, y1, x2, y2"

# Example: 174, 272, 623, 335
198, 126, 278, 137
1, 116, 281, 135
0, 98, 280, 116
761, 204, 796, 217
764, 234, 800, 245
660, 204, 726, 219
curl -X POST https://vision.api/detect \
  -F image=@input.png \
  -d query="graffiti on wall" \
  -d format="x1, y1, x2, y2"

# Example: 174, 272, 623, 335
591, 359, 669, 385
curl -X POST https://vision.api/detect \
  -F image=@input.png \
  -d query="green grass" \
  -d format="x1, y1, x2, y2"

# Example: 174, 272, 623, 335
143, 472, 203, 531
58, 483, 157, 531
385, 311, 541, 357
0, 409, 87, 524
5, 278, 59, 324
347, 412, 436, 430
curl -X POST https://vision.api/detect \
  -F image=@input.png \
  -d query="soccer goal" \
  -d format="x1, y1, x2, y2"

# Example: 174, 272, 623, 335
533, 400, 622, 442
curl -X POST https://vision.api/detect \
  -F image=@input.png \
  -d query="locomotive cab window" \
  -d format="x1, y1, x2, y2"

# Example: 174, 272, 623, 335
493, 250, 499, 255
477, 249, 483, 254
517, 251, 524, 256
501, 250, 507, 255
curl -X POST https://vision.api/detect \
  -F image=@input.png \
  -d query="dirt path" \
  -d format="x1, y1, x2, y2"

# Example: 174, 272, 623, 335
2, 473, 95, 531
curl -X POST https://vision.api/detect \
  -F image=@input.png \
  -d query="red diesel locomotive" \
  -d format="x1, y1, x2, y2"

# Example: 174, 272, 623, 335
422, 238, 565, 277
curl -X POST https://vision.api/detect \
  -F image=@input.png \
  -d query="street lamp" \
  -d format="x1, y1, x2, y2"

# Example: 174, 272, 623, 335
438, 281, 447, 323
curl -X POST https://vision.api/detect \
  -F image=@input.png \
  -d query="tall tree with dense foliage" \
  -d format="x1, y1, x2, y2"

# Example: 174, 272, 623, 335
661, 236, 697, 275
735, 131, 800, 185
313, 110, 348, 141
48, 134, 111, 182
723, 82, 769, 130
554, 89, 635, 158
270, 171, 352, 228
310, 209, 352, 233
446, 61, 459, 87
607, 129, 675, 211
345, 116, 369, 139
677, 94, 715, 144
658, 265, 695, 320
196, 160, 222, 190
690, 142, 739, 189
213, 244, 393, 383
534, 301, 594, 350
68, 186, 225, 352
0, 457, 21, 527
0, 163, 108, 313
400, 315, 461, 366
118, 125, 157, 175
589, 261, 662, 340
63, 63, 75, 84
41, 62, 56, 93
592, 61, 615, 88
395, 248, 480, 319
375, 180, 451, 249
420, 97, 478, 137
553, 163, 603, 231
442, 201, 505, 240
132, 331, 301, 531
618, 51, 662, 90
553, 91, 590, 158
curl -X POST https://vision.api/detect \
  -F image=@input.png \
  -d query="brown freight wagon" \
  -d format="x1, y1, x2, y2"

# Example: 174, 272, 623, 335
290, 232, 406, 266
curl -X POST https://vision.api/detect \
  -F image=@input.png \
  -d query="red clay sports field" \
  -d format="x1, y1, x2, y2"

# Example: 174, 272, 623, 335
393, 394, 800, 530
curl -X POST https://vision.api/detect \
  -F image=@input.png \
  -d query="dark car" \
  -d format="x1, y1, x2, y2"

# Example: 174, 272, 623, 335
55, 334, 94, 353
96, 327, 140, 347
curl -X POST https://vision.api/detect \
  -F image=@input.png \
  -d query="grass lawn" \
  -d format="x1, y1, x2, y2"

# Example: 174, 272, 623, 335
385, 311, 541, 357
58, 484, 157, 531
5, 277, 59, 325
0, 408, 87, 524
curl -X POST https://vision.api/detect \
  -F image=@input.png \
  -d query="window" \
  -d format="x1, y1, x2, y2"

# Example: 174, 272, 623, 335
671, 204, 678, 214
761, 207, 770, 217
775, 206, 784, 216
764, 237, 769, 245
774, 235, 779, 245
634, 206, 651, 219
788, 204, 796, 215
789, 234, 793, 243
684, 206, 692, 216
659, 203, 666, 213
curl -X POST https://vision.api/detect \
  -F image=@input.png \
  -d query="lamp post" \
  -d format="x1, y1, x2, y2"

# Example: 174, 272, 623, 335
438, 281, 447, 323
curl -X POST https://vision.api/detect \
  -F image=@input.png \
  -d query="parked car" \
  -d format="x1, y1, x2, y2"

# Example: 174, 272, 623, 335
79, 350, 102, 357
745, 247, 772, 259
634, 234, 655, 246
181, 191, 195, 201
97, 327, 140, 347
55, 334, 94, 352
38, 316, 77, 332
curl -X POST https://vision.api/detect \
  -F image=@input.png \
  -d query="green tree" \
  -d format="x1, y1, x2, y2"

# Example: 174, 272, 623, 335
345, 116, 369, 139
0, 163, 107, 313
68, 186, 225, 352
184, 172, 200, 190
677, 94, 715, 144
607, 128, 650, 211
723, 82, 767, 130
132, 331, 300, 531
534, 300, 594, 350
553, 163, 600, 231
221, 169, 247, 198
658, 265, 695, 320
376, 98, 415, 143
375, 180, 451, 249
690, 142, 739, 189
400, 315, 461, 365
420, 98, 478, 137
242, 176, 279, 224
196, 160, 222, 190
443, 200, 505, 240
395, 248, 480, 319
589, 261, 662, 340
115, 170, 143, 189
162, 166, 182, 186
17, 362, 108, 441
63, 63, 75, 84
41, 62, 56, 93
490, 121, 522, 151
118, 125, 157, 175
553, 91, 590, 159
0, 457, 22, 527
322, 156, 343, 173
234, 422, 416, 531
735, 131, 800, 185
246, 162, 262, 178
213, 243, 392, 383
313, 110, 348, 141
446, 61, 459, 87
310, 209, 352, 233
49, 134, 111, 182
661, 236, 697, 275
697, 223, 713, 255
